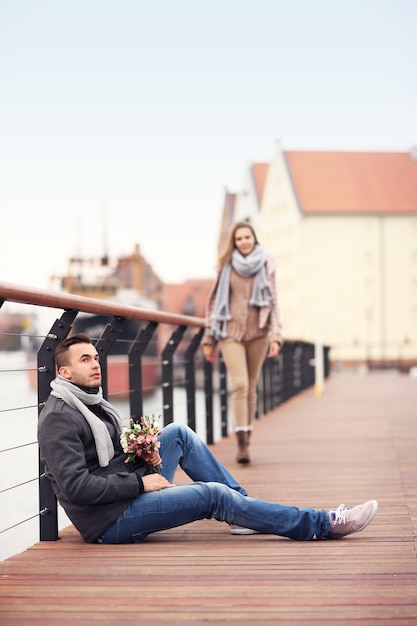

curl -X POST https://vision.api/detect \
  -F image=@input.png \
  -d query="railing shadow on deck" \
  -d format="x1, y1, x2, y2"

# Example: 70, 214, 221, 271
0, 281, 329, 553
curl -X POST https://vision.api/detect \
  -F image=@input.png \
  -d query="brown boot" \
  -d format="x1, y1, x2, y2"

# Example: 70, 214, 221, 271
236, 431, 250, 464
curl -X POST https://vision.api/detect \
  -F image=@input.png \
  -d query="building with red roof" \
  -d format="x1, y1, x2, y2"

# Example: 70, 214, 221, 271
223, 141, 417, 368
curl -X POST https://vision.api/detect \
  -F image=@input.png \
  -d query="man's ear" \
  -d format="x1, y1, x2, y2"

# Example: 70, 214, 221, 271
58, 366, 71, 380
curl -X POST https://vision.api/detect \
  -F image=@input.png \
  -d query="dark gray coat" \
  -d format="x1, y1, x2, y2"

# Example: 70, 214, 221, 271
38, 395, 145, 543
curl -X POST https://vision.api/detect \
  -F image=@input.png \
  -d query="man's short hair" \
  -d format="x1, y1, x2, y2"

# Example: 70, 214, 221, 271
54, 333, 93, 369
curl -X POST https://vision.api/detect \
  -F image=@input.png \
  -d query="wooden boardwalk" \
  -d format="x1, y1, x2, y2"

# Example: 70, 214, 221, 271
1, 371, 416, 625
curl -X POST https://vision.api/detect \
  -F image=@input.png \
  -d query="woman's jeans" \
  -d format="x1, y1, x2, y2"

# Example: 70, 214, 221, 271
102, 423, 331, 544
219, 336, 269, 431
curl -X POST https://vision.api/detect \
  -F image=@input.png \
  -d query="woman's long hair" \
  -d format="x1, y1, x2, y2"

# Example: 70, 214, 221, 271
217, 221, 259, 268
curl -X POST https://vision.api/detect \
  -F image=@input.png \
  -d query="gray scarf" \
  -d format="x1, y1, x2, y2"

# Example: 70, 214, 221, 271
210, 244, 271, 341
50, 375, 123, 467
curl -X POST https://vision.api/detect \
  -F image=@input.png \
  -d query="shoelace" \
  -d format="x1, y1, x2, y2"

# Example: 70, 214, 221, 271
333, 503, 348, 525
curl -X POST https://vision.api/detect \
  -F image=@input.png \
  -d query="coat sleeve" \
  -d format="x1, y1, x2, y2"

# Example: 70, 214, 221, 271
38, 401, 141, 506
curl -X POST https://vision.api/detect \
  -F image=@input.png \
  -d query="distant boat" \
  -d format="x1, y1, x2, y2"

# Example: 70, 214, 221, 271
28, 244, 164, 397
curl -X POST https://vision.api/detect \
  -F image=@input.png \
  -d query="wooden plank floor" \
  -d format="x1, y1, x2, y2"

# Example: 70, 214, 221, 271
1, 371, 416, 625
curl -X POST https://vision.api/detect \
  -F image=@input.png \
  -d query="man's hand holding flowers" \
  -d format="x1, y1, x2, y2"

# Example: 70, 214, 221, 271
146, 448, 162, 470
120, 415, 176, 491
120, 414, 164, 473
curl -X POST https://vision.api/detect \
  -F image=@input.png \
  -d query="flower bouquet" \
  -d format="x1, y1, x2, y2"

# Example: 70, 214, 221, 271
120, 413, 162, 473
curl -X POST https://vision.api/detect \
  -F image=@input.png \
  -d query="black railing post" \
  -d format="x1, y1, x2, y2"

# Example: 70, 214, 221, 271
129, 321, 159, 421
272, 353, 283, 409
267, 358, 273, 414
161, 326, 186, 425
324, 346, 331, 378
264, 357, 271, 413
281, 342, 292, 403
305, 343, 315, 389
184, 328, 204, 432
203, 358, 214, 445
260, 359, 267, 415
38, 311, 78, 542
293, 343, 302, 392
218, 353, 228, 438
94, 317, 127, 399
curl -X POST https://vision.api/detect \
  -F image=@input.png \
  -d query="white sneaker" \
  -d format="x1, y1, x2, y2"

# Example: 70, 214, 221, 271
329, 500, 378, 538
229, 524, 259, 535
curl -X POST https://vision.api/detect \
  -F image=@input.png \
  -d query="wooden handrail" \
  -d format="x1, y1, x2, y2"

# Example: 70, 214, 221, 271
0, 281, 204, 328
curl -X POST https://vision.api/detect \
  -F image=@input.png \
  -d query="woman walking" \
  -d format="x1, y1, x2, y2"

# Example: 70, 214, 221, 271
203, 221, 282, 464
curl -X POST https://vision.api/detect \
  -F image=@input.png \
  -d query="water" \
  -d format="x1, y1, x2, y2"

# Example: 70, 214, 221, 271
0, 351, 225, 562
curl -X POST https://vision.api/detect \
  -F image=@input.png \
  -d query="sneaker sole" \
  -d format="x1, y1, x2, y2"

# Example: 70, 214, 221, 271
229, 527, 259, 535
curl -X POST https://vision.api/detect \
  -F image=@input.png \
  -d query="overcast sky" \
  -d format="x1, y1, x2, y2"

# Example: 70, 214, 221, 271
1, 0, 416, 292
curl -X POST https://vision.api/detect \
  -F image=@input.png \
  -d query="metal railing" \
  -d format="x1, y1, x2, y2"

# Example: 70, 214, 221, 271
0, 281, 329, 547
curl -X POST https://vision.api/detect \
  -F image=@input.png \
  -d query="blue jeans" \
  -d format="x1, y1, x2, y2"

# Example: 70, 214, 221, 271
102, 423, 331, 543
